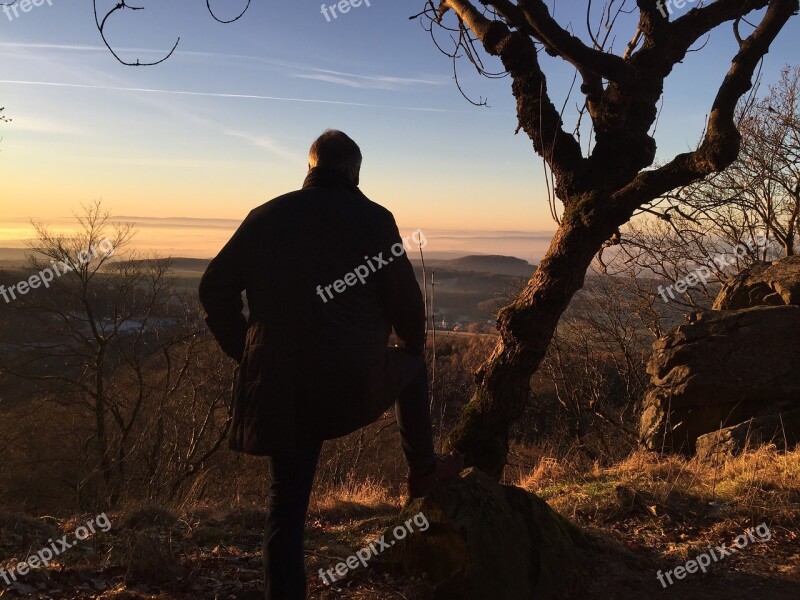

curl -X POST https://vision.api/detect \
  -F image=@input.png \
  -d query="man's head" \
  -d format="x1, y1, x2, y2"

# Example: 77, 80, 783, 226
308, 130, 362, 185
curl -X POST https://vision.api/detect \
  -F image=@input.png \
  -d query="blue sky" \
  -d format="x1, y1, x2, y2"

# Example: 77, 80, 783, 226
0, 1, 798, 256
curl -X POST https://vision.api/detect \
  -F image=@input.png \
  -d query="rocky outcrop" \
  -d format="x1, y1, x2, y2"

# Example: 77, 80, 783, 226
639, 306, 800, 454
695, 408, 800, 460
641, 255, 800, 456
380, 469, 587, 599
713, 255, 800, 310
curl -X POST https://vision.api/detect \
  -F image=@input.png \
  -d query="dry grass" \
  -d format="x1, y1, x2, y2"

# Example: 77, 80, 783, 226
2, 445, 799, 598
518, 445, 800, 528
121, 529, 182, 586
310, 477, 399, 522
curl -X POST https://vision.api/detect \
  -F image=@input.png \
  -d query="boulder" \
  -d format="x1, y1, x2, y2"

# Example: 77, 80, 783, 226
695, 408, 800, 460
713, 255, 800, 310
639, 306, 800, 453
381, 468, 587, 599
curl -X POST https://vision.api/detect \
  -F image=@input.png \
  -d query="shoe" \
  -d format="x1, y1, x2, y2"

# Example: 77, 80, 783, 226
407, 451, 464, 498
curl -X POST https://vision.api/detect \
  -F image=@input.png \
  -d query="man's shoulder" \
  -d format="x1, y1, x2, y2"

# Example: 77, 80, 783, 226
356, 191, 396, 223
246, 187, 396, 224
247, 189, 306, 216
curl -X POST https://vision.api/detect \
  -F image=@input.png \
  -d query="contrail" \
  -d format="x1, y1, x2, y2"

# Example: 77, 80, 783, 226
0, 79, 447, 113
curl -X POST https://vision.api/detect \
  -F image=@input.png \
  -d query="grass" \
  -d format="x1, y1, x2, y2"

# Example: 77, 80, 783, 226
1, 446, 798, 598
310, 477, 398, 519
519, 446, 800, 525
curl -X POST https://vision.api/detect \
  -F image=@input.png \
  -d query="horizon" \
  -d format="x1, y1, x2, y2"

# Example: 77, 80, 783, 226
0, 214, 554, 262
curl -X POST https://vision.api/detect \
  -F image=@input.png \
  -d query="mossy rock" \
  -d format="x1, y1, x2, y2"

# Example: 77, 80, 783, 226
0, 512, 58, 560
379, 468, 588, 599
122, 530, 182, 585
121, 506, 178, 531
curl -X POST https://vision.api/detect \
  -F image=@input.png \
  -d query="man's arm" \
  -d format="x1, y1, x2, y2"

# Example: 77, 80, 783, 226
379, 218, 426, 354
198, 216, 251, 363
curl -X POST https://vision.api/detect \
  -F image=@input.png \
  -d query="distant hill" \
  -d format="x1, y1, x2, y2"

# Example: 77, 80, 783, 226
164, 258, 211, 272
424, 255, 536, 277
2, 249, 536, 278
158, 254, 536, 277
0, 248, 29, 266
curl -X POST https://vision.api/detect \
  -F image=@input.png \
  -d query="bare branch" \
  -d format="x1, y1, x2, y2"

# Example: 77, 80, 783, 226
433, 0, 586, 196
206, 0, 251, 24
93, 0, 179, 66
515, 0, 633, 83
613, 0, 799, 215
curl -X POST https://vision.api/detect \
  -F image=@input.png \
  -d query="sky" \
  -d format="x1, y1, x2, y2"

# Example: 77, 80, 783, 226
0, 1, 798, 259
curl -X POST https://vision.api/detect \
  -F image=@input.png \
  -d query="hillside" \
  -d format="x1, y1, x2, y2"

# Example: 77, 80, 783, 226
169, 254, 536, 278
421, 254, 536, 277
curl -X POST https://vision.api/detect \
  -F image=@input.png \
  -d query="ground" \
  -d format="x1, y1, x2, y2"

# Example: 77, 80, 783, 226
1, 448, 798, 599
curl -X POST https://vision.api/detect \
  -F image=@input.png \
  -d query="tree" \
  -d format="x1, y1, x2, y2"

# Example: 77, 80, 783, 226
416, 0, 799, 477
729, 65, 800, 256
535, 271, 652, 460
0, 203, 232, 507
605, 65, 799, 313
0, 106, 10, 146
640, 64, 799, 258
6, 1, 797, 481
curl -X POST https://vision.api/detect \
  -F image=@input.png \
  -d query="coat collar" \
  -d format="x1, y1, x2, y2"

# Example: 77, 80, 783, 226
302, 167, 360, 193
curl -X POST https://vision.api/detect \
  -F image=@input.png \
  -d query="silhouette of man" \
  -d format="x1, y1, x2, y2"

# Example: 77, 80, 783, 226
199, 130, 462, 599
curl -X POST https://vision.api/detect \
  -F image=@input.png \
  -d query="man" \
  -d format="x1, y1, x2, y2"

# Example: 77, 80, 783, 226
199, 130, 463, 599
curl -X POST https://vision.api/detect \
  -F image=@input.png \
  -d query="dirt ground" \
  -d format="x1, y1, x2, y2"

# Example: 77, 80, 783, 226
0, 501, 798, 600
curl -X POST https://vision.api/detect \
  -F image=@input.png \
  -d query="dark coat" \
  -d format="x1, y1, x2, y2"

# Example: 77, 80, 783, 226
199, 168, 425, 455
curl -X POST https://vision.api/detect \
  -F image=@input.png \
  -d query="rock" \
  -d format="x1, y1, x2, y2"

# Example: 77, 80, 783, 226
639, 306, 800, 454
380, 468, 587, 599
713, 255, 800, 310
122, 506, 178, 531
123, 530, 183, 585
644, 255, 800, 455
695, 408, 800, 460
0, 512, 58, 557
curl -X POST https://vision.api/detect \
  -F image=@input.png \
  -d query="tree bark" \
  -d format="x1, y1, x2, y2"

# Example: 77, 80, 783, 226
448, 206, 617, 477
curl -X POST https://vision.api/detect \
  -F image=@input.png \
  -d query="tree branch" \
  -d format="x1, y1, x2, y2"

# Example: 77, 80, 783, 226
437, 0, 586, 196
671, 0, 772, 55
613, 0, 800, 215
515, 0, 633, 84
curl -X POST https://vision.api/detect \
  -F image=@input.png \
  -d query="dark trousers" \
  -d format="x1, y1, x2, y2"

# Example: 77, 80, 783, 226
263, 349, 435, 599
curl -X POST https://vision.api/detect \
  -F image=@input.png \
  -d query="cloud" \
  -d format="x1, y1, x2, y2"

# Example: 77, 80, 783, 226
0, 43, 448, 91
0, 79, 448, 112
223, 130, 302, 162
154, 50, 450, 90
0, 43, 106, 53
293, 69, 446, 90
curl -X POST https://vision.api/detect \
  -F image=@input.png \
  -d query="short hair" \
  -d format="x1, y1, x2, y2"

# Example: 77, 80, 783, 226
308, 130, 362, 183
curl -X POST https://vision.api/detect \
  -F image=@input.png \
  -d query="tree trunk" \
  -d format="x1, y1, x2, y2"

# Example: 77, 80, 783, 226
447, 206, 616, 478
94, 349, 113, 498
